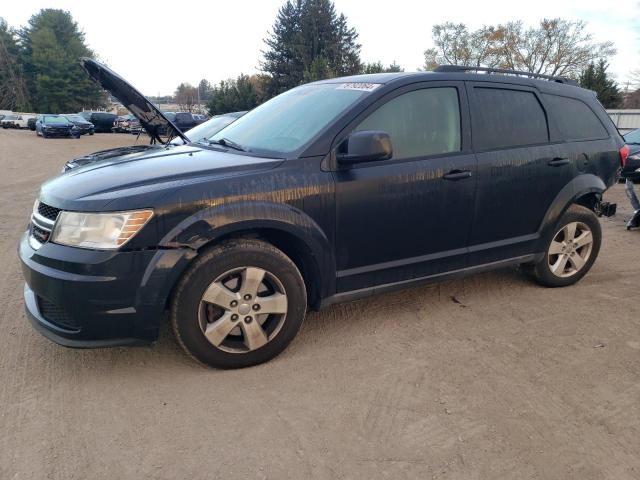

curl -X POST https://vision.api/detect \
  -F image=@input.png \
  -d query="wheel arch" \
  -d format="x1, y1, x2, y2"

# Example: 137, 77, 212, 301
539, 173, 605, 238
159, 201, 336, 309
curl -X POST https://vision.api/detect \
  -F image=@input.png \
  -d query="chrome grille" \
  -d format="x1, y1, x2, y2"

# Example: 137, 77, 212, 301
37, 202, 61, 221
29, 200, 59, 250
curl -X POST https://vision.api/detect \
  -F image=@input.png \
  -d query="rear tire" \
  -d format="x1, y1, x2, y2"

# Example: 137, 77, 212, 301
171, 239, 307, 369
530, 204, 601, 287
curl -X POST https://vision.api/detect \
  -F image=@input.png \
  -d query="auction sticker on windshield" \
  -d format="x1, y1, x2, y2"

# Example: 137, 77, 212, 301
336, 83, 381, 92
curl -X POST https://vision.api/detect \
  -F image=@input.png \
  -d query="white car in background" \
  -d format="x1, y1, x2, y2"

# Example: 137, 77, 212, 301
1, 114, 33, 129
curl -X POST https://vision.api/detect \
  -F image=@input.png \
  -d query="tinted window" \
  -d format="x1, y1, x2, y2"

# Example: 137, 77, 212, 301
473, 88, 548, 150
355, 87, 461, 160
175, 113, 192, 122
543, 94, 608, 141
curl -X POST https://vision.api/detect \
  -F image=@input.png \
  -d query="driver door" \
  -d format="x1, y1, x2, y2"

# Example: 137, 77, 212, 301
332, 82, 477, 292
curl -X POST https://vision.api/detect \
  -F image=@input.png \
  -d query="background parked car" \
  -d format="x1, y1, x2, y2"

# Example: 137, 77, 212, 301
36, 115, 80, 139
113, 114, 141, 133
1, 114, 30, 129
78, 111, 117, 133
162, 111, 204, 133
622, 129, 640, 183
27, 116, 38, 131
64, 114, 95, 135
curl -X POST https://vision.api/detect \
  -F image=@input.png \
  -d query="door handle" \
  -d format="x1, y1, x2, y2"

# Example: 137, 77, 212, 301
548, 157, 570, 167
443, 169, 472, 181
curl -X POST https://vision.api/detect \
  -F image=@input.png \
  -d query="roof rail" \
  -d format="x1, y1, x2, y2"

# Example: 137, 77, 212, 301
433, 65, 578, 86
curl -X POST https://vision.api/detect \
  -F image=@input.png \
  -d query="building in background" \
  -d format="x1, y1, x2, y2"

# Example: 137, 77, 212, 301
607, 110, 640, 135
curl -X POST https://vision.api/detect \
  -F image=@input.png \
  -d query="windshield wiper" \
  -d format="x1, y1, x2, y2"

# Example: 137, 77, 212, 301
206, 137, 247, 152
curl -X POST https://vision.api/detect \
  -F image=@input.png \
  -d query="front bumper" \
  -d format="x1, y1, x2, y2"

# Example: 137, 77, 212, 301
19, 231, 195, 348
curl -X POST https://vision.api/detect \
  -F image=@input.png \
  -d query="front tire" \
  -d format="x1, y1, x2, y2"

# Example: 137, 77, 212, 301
530, 204, 601, 287
171, 239, 307, 368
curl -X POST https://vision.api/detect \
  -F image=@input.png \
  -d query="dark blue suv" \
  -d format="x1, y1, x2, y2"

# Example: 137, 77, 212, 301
19, 60, 624, 368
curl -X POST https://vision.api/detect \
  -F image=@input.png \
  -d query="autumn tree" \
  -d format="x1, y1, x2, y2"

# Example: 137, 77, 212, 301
424, 19, 615, 79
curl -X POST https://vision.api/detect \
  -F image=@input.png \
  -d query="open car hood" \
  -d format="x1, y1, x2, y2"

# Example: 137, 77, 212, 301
80, 58, 188, 144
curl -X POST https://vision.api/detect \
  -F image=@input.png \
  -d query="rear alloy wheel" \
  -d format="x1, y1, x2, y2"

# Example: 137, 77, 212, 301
530, 204, 601, 287
547, 222, 593, 278
171, 239, 307, 368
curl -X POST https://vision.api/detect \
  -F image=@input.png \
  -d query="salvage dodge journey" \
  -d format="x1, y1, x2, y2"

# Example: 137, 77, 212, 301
19, 60, 625, 368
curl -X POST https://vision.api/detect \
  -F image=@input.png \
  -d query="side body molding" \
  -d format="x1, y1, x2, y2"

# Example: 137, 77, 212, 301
158, 201, 336, 302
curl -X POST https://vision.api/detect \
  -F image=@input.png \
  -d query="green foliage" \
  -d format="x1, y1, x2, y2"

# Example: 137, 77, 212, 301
198, 79, 214, 102
261, 0, 361, 97
0, 18, 30, 110
206, 74, 261, 115
18, 9, 104, 113
579, 60, 623, 108
361, 61, 403, 74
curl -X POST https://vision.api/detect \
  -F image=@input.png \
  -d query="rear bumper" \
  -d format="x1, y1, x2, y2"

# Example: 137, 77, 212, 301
19, 231, 196, 347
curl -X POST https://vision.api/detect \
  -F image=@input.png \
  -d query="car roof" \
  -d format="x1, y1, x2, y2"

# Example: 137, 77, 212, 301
312, 70, 591, 99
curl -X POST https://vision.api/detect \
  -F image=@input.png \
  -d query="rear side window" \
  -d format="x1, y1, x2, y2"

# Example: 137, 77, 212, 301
355, 87, 461, 160
542, 94, 608, 141
473, 87, 548, 150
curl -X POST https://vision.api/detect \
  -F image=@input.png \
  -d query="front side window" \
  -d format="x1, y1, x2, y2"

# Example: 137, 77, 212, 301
354, 87, 461, 160
473, 87, 549, 150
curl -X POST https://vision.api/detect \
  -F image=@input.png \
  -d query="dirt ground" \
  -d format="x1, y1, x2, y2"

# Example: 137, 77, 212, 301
1, 128, 639, 479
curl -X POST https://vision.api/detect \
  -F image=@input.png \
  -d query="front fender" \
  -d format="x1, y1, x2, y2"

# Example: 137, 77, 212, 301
539, 173, 606, 237
158, 201, 336, 301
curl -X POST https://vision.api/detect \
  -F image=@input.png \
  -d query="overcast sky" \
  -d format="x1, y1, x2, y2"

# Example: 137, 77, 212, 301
3, 0, 639, 95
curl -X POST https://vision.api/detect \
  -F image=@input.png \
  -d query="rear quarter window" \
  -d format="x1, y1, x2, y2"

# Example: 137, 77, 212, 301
473, 87, 549, 150
542, 94, 608, 141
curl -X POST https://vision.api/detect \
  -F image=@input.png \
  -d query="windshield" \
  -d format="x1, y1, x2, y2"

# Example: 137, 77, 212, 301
4, 115, 17, 120
624, 129, 640, 144
44, 116, 69, 124
65, 114, 83, 122
174, 114, 241, 145
208, 83, 376, 155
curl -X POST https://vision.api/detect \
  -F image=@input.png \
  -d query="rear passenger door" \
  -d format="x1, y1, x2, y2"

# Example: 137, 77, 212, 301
467, 82, 574, 265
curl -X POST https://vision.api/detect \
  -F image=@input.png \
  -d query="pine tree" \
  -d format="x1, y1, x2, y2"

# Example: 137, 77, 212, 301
362, 61, 404, 74
579, 60, 623, 108
18, 9, 104, 113
261, 0, 361, 97
207, 74, 261, 115
0, 18, 30, 110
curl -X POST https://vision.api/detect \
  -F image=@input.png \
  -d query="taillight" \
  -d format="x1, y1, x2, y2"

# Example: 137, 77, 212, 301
620, 144, 629, 167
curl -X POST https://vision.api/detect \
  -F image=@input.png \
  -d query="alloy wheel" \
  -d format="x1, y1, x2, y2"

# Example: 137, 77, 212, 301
198, 267, 288, 353
547, 221, 594, 278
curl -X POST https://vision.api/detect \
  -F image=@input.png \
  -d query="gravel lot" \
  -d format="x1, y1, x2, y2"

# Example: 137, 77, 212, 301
1, 128, 639, 479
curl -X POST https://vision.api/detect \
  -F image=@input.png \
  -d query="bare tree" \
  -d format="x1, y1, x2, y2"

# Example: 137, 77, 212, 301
174, 83, 198, 112
424, 19, 615, 79
424, 23, 503, 70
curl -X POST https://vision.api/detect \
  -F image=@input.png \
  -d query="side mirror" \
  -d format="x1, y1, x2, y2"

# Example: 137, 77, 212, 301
336, 130, 393, 165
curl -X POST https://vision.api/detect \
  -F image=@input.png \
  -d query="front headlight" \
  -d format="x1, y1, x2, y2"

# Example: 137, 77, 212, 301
51, 210, 153, 249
